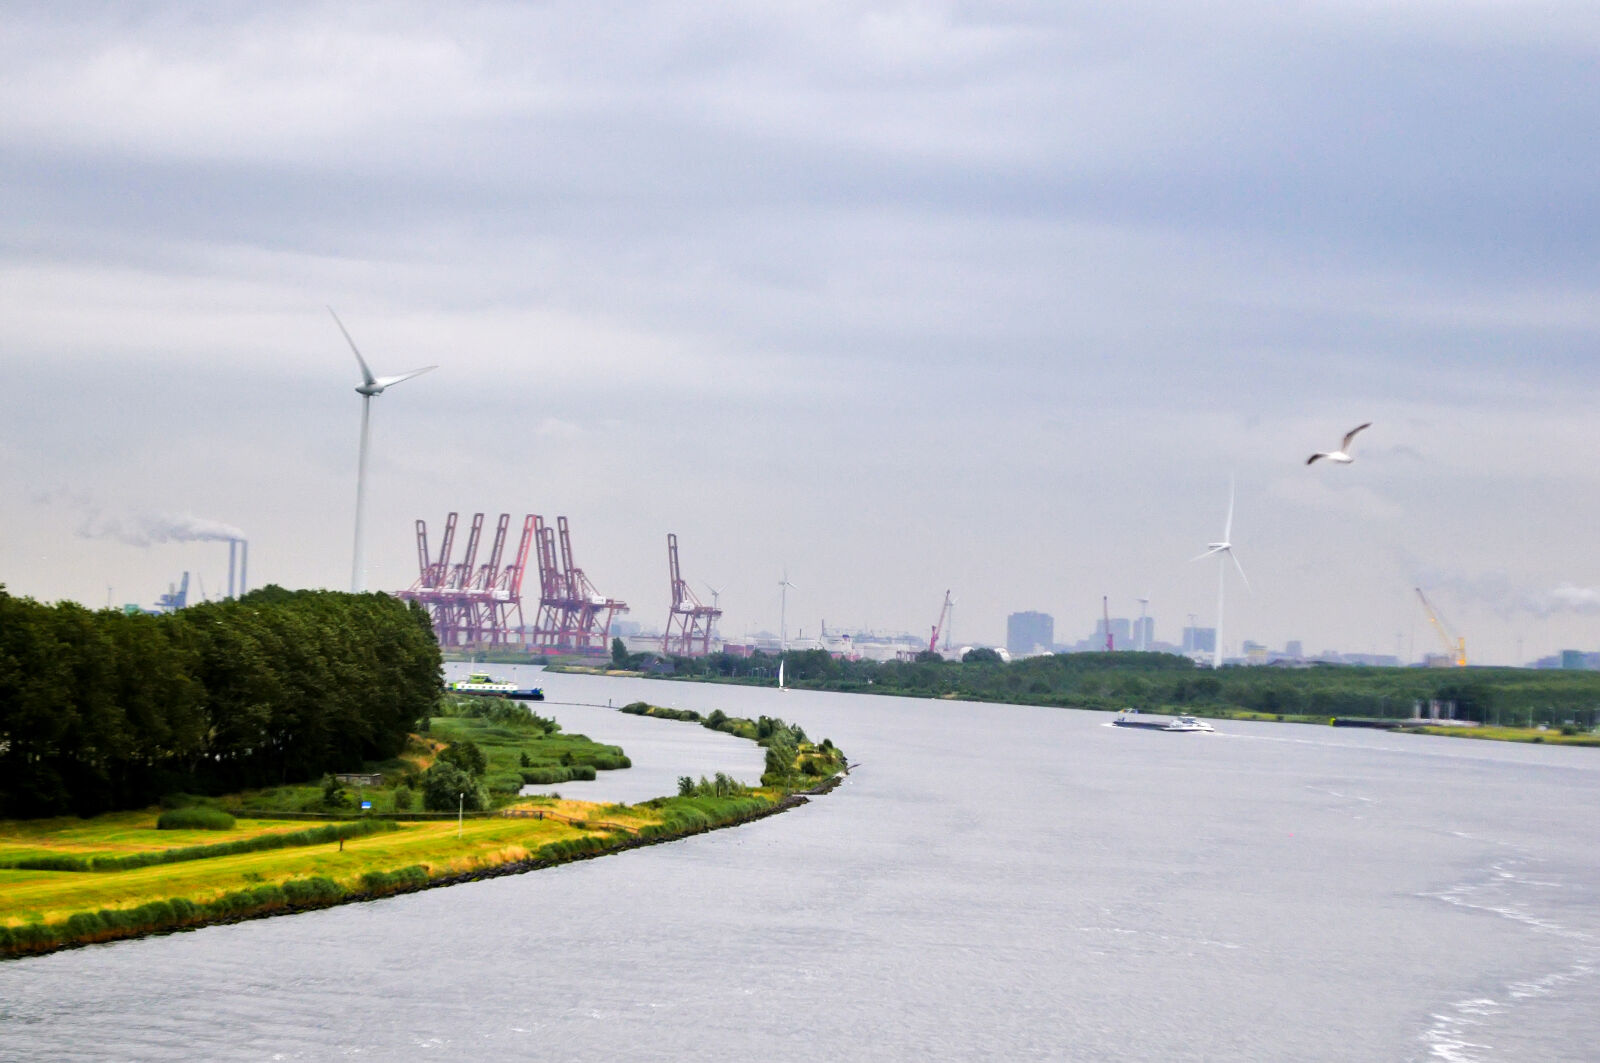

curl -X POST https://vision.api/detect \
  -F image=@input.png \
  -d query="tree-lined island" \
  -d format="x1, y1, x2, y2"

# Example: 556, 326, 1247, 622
0, 586, 846, 959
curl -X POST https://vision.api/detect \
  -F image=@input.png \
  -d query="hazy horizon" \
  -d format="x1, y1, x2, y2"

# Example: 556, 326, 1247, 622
4, 2, 1597, 665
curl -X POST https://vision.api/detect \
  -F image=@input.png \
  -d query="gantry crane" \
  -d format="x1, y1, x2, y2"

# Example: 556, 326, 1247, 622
1414, 587, 1467, 667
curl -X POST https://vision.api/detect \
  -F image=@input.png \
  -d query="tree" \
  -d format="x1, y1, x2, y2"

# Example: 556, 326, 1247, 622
612, 637, 628, 669
962, 647, 1002, 664
421, 762, 488, 812
438, 739, 486, 777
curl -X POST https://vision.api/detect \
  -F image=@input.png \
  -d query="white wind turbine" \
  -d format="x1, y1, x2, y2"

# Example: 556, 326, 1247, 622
1192, 480, 1249, 669
777, 572, 796, 690
332, 308, 436, 593
703, 582, 722, 637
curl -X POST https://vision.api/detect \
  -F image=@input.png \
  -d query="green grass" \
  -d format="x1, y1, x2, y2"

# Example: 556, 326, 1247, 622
1407, 724, 1600, 746
1, 701, 847, 959
426, 715, 631, 800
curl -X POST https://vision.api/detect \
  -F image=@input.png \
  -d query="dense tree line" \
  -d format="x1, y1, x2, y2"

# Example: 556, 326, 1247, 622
0, 585, 441, 818
653, 648, 1600, 728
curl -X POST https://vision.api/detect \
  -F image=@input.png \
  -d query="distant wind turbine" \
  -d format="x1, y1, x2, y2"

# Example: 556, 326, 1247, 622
778, 572, 796, 690
332, 308, 436, 593
1192, 479, 1249, 669
1306, 422, 1372, 466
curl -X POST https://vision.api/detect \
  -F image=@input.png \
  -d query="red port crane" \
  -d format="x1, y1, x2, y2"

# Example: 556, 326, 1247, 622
663, 533, 723, 657
928, 590, 953, 655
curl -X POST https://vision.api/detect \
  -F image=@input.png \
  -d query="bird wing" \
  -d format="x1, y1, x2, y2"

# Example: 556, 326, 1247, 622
328, 308, 376, 387
1306, 453, 1325, 465
373, 366, 437, 389
1341, 422, 1372, 451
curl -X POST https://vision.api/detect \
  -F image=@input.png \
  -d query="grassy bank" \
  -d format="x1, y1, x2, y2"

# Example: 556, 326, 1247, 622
1, 704, 845, 960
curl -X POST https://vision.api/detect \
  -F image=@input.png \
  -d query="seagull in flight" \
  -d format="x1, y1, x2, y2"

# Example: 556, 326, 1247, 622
1306, 422, 1372, 466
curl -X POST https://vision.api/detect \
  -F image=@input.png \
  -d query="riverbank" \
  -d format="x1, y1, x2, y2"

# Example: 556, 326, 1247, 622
550, 659, 1600, 748
0, 705, 846, 961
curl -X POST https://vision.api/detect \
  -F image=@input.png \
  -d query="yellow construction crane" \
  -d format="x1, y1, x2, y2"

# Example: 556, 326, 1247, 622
1415, 587, 1467, 667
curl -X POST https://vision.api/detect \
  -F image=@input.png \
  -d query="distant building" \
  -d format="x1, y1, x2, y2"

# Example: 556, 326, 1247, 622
1131, 616, 1155, 651
1007, 611, 1055, 656
1183, 626, 1216, 654
1561, 650, 1589, 670
1284, 640, 1303, 659
1092, 617, 1132, 650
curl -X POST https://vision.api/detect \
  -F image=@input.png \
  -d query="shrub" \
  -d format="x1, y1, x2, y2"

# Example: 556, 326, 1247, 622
520, 766, 573, 785
392, 787, 416, 811
422, 761, 489, 811
282, 876, 344, 906
156, 807, 236, 831
485, 771, 527, 794
438, 739, 487, 777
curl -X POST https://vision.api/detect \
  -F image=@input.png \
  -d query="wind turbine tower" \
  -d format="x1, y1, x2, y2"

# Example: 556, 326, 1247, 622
778, 572, 796, 652
332, 309, 436, 593
1193, 479, 1249, 669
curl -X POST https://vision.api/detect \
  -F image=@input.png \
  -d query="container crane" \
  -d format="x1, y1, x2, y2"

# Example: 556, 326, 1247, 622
928, 590, 953, 655
1414, 587, 1467, 667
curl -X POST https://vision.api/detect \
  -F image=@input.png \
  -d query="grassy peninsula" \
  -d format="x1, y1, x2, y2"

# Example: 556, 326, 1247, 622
0, 700, 845, 960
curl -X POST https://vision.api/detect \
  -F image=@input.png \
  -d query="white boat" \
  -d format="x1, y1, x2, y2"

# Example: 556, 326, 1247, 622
446, 671, 518, 697
1112, 708, 1214, 732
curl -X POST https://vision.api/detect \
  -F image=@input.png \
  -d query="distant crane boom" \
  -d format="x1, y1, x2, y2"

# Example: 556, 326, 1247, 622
1415, 587, 1467, 667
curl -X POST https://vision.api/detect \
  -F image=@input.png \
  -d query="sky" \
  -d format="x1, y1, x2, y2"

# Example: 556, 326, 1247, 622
3, 1, 1598, 665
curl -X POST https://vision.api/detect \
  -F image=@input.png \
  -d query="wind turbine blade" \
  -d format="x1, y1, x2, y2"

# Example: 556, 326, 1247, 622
328, 308, 377, 387
1191, 547, 1223, 563
374, 366, 437, 389
1230, 549, 1250, 592
1223, 478, 1236, 542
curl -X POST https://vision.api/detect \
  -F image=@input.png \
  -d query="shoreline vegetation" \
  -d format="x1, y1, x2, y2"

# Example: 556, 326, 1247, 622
532, 643, 1600, 748
0, 702, 847, 961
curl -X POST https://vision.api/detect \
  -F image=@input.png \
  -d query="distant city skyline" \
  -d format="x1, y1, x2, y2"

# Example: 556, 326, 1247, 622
3, 4, 1598, 666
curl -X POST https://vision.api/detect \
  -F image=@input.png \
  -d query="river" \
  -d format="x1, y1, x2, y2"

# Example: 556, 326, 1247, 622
3, 672, 1597, 1062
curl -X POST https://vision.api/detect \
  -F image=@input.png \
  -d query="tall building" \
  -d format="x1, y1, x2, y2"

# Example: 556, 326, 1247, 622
1132, 616, 1155, 651
1183, 625, 1216, 654
1007, 611, 1055, 656
1284, 640, 1303, 660
1093, 617, 1133, 649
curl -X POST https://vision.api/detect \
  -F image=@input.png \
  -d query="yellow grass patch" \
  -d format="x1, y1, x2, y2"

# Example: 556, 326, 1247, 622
0, 808, 630, 928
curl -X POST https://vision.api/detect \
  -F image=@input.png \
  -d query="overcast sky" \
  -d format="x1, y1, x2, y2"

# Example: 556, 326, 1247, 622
3, 1, 1597, 664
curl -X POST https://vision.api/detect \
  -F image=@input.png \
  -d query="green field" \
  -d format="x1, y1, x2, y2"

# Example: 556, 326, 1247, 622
0, 700, 843, 959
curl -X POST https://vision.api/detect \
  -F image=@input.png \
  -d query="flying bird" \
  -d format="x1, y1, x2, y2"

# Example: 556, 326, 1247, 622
1306, 423, 1371, 466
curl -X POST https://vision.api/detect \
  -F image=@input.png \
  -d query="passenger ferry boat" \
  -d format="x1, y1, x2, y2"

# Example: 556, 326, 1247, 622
445, 672, 519, 697
1112, 708, 1214, 732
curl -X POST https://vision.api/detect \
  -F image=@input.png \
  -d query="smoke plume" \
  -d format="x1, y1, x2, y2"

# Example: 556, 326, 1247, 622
1413, 567, 1600, 620
77, 511, 245, 547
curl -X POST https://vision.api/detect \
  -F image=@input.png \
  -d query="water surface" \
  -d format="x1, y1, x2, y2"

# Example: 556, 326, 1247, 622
3, 677, 1596, 1062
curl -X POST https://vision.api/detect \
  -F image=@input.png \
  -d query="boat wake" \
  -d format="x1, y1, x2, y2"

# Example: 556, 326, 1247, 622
1413, 849, 1599, 1062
